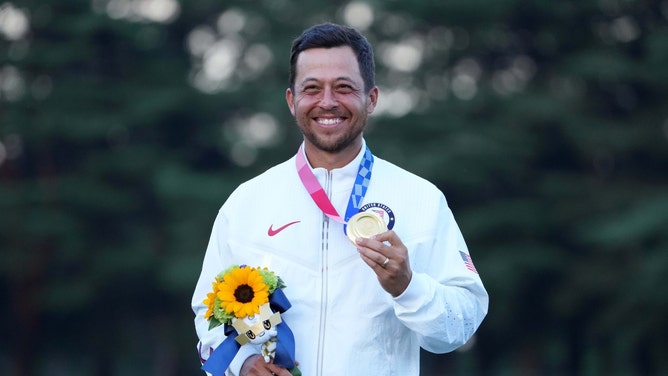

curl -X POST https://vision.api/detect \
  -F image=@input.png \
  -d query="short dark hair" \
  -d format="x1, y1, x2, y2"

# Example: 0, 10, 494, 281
289, 23, 376, 93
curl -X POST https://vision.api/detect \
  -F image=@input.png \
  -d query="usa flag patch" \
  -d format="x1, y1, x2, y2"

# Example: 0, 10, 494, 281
459, 251, 478, 274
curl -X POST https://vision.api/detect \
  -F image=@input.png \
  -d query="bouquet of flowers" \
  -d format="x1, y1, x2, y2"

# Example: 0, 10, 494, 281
202, 265, 300, 376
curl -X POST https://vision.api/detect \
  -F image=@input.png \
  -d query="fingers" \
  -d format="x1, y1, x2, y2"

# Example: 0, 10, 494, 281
240, 355, 291, 376
380, 256, 390, 269
268, 357, 298, 376
355, 230, 412, 297
266, 358, 293, 376
355, 230, 406, 267
268, 364, 292, 376
357, 248, 389, 271
355, 236, 389, 270
371, 229, 403, 246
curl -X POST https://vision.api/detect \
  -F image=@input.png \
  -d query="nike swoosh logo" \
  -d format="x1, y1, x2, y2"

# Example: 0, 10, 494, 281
267, 221, 301, 236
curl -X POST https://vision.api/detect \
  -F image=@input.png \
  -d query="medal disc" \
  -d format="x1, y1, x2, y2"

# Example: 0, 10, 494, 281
347, 211, 388, 243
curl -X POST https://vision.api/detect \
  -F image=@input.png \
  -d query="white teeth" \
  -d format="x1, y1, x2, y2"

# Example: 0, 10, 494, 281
318, 118, 342, 125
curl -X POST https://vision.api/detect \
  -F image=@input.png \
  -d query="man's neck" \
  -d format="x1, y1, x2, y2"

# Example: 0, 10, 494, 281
303, 142, 363, 171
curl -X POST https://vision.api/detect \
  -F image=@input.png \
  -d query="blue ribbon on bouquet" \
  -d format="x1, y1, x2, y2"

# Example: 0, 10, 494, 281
202, 288, 297, 376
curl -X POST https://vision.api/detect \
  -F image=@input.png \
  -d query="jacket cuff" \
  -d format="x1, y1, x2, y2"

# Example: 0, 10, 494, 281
392, 272, 431, 310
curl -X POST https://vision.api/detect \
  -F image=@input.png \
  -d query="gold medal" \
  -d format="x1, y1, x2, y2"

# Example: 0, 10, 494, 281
347, 211, 388, 243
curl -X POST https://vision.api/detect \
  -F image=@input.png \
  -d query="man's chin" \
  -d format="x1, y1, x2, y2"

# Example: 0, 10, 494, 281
309, 138, 353, 154
302, 128, 363, 154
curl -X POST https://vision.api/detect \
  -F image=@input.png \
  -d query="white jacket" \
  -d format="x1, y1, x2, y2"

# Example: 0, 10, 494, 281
192, 140, 488, 376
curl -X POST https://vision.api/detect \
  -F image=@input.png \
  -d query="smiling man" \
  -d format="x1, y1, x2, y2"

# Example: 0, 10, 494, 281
192, 23, 488, 376
286, 44, 377, 169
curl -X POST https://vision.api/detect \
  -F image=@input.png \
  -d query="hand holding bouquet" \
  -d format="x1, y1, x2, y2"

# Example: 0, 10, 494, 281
202, 265, 300, 376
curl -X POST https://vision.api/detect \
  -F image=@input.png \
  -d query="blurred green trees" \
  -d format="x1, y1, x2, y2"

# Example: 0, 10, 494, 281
1, 0, 667, 375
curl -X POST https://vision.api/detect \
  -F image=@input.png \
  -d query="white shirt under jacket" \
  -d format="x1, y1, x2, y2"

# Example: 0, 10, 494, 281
192, 139, 489, 376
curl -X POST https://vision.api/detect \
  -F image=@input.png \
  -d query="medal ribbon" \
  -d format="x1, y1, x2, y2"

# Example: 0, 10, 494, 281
296, 144, 374, 233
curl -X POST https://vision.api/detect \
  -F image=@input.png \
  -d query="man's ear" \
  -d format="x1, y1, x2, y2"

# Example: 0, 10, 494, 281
366, 86, 379, 114
286, 88, 296, 116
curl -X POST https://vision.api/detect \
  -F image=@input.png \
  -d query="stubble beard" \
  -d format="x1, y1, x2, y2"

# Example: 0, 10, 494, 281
298, 113, 368, 154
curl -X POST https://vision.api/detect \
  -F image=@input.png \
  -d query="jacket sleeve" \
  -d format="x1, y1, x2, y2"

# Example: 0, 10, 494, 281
191, 210, 260, 375
392, 194, 489, 354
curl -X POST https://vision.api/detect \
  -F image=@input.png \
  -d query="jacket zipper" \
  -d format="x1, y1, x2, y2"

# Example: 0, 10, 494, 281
316, 170, 332, 376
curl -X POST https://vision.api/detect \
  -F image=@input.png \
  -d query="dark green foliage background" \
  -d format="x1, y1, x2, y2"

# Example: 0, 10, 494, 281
1, 0, 667, 375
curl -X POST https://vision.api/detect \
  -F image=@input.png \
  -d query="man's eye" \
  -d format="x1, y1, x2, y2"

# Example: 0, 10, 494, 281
337, 85, 354, 93
303, 86, 320, 94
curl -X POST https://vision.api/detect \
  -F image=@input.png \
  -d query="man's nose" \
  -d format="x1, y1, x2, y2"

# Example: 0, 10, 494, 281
318, 88, 338, 109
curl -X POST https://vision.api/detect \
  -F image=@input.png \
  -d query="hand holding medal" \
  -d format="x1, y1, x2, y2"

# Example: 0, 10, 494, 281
346, 211, 388, 243
347, 211, 391, 268
296, 144, 409, 292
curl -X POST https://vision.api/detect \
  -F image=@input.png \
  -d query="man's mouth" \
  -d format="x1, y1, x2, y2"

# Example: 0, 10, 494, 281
316, 117, 345, 127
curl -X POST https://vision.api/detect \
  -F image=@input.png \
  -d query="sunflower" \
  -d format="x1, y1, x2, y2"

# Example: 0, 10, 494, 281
203, 277, 221, 319
217, 266, 269, 318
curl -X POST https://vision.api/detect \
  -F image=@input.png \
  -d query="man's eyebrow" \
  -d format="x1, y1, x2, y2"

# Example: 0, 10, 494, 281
298, 77, 319, 86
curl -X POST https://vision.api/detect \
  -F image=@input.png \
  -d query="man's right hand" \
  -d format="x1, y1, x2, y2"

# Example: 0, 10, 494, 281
239, 354, 292, 376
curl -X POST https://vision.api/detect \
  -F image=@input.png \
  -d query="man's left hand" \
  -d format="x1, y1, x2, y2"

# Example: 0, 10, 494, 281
356, 230, 412, 297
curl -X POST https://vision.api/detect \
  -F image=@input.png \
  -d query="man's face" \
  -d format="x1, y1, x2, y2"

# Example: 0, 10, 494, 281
286, 46, 378, 157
